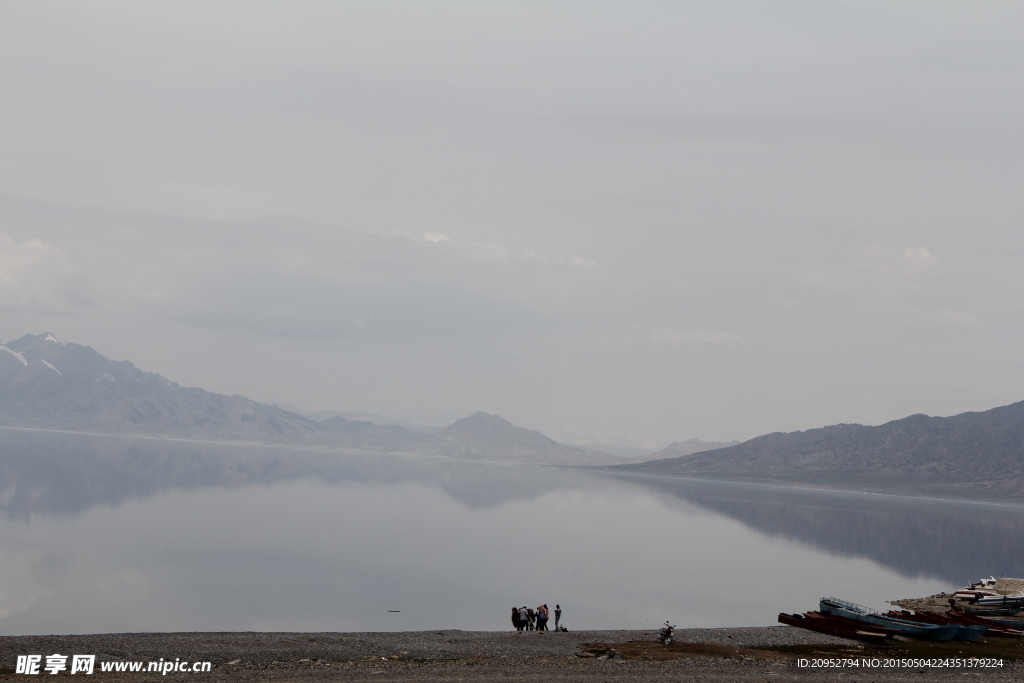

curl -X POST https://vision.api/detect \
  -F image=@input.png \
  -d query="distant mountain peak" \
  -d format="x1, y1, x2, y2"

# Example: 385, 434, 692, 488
650, 438, 741, 459
0, 333, 650, 467
445, 411, 513, 430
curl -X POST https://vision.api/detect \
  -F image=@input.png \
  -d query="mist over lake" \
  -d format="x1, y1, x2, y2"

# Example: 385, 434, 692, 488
5, 429, 1019, 635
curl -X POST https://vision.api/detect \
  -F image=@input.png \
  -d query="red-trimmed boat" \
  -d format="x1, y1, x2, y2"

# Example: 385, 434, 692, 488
778, 612, 892, 643
945, 612, 1024, 637
884, 611, 988, 642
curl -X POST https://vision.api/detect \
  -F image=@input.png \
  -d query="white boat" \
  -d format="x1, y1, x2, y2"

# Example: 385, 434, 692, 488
972, 591, 1024, 606
954, 576, 1001, 600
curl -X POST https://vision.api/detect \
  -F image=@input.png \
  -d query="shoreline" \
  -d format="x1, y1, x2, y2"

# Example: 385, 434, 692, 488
2, 627, 1021, 681
590, 468, 1024, 507
6, 424, 1023, 506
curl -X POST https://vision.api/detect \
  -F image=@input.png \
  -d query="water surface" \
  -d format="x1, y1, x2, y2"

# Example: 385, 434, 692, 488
1, 428, 1017, 634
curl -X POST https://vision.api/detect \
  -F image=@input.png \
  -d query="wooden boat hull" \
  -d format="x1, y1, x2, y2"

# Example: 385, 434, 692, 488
977, 617, 1024, 630
886, 611, 989, 642
778, 613, 890, 643
947, 612, 1024, 636
820, 599, 961, 642
964, 606, 1024, 616
803, 612, 900, 636
955, 590, 999, 600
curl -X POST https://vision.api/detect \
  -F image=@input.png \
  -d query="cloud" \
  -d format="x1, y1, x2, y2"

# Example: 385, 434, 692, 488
29, 210, 611, 343
0, 234, 91, 312
568, 256, 601, 269
648, 328, 740, 344
859, 245, 940, 273
923, 309, 979, 326
798, 245, 946, 303
901, 247, 940, 270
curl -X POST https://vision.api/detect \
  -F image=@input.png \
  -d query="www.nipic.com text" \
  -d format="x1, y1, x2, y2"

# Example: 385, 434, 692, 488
15, 654, 212, 675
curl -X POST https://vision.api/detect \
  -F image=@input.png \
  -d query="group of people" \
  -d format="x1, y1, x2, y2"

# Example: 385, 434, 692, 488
511, 604, 561, 632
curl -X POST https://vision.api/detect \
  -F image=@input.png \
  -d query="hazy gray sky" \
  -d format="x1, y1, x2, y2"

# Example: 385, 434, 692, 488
1, 1, 1023, 446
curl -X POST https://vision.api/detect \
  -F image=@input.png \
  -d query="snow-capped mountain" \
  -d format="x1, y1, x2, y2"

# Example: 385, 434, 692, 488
0, 333, 639, 465
0, 332, 321, 442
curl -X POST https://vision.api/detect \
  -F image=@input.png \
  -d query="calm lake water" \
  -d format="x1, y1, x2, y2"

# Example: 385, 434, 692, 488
1, 428, 1020, 635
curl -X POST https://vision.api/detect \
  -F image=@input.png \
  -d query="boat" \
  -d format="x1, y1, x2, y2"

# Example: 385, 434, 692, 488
778, 613, 892, 643
973, 616, 1024, 630
969, 592, 1024, 607
954, 577, 1001, 600
820, 598, 962, 642
802, 611, 902, 636
963, 605, 1024, 617
885, 611, 988, 642
954, 577, 1024, 605
942, 612, 1024, 637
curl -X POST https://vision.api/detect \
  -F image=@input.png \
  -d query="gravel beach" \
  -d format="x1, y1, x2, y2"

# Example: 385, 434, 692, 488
2, 627, 1021, 682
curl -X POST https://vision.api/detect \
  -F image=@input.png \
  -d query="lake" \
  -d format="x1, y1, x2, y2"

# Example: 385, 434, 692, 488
0, 427, 1020, 635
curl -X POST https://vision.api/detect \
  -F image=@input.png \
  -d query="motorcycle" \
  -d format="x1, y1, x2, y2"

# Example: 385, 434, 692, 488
657, 621, 676, 644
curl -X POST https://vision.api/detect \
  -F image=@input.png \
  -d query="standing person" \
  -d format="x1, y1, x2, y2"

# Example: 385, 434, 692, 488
554, 604, 562, 631
518, 606, 529, 632
526, 607, 535, 631
512, 607, 521, 632
536, 604, 548, 631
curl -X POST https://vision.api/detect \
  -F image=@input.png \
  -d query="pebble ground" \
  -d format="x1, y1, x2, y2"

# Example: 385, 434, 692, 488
1, 627, 1019, 682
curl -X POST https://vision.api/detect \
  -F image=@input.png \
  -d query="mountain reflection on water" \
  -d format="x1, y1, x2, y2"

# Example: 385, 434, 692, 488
0, 428, 578, 517
2, 428, 1020, 589
603, 473, 1024, 586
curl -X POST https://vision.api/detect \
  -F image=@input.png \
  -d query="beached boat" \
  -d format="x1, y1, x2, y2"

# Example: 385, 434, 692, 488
954, 577, 1000, 600
954, 577, 1024, 605
963, 605, 1024, 617
802, 611, 902, 636
973, 616, 1024, 630
777, 613, 891, 643
820, 598, 961, 642
885, 611, 988, 642
970, 592, 1024, 607
942, 612, 1024, 637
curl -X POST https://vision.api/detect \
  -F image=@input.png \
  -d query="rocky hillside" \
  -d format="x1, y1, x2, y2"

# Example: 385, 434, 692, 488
0, 332, 321, 443
611, 402, 1024, 497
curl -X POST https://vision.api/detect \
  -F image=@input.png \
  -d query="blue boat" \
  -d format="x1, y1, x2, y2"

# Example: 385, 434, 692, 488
976, 617, 1024, 630
885, 610, 988, 642
820, 598, 962, 642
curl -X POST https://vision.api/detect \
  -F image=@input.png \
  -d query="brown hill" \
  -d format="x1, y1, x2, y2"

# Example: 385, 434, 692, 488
610, 402, 1024, 498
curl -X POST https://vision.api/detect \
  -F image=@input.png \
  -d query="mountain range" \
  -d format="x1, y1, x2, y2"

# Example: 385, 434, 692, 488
646, 438, 741, 459
7, 331, 1024, 499
610, 402, 1024, 498
0, 333, 639, 466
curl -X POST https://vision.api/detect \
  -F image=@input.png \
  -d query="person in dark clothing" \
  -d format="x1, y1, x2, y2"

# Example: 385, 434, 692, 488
527, 607, 535, 631
536, 604, 548, 631
512, 607, 521, 632
518, 606, 529, 632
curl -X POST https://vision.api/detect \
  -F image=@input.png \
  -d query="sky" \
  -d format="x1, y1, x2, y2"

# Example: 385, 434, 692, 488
1, 1, 1023, 447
